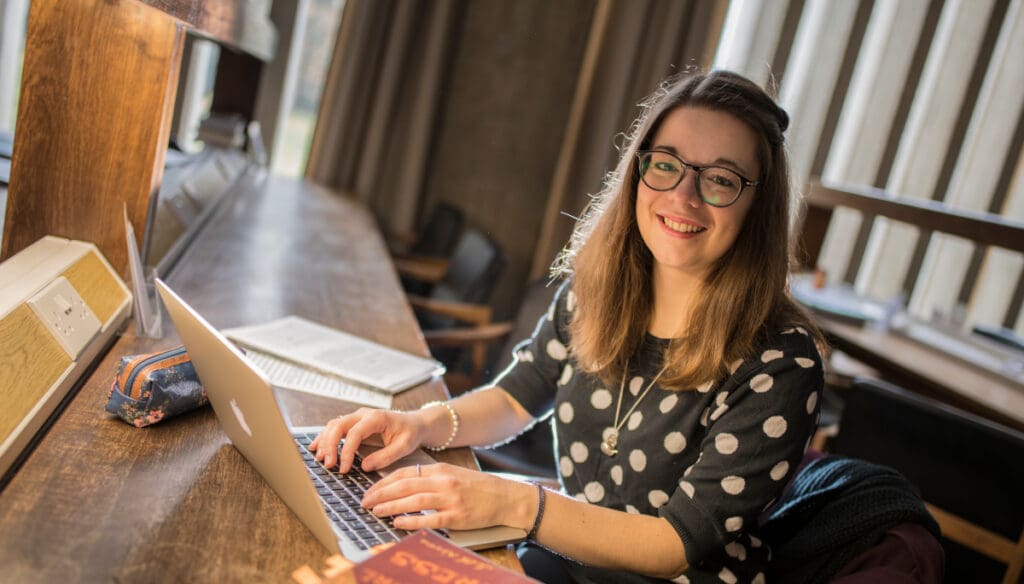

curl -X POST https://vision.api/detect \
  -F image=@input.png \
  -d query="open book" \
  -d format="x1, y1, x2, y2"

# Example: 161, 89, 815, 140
224, 316, 444, 396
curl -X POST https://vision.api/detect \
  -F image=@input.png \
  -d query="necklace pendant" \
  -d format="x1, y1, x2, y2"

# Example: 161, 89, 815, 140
600, 430, 619, 456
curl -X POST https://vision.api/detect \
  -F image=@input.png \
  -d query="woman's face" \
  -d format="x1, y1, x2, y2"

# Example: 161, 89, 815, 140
635, 106, 761, 282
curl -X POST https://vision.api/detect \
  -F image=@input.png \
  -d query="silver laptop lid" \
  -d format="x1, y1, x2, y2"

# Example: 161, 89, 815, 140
156, 279, 343, 553
155, 279, 525, 559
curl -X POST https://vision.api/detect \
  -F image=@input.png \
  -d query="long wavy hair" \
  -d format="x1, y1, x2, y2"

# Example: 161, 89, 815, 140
553, 70, 823, 389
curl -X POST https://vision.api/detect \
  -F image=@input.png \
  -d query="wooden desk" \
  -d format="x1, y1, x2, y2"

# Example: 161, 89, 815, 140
0, 172, 520, 581
818, 314, 1024, 433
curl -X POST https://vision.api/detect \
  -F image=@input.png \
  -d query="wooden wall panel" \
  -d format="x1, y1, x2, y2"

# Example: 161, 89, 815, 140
0, 305, 70, 447
0, 0, 184, 279
62, 251, 129, 325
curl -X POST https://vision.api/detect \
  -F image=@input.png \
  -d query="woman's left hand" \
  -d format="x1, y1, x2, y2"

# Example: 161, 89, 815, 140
360, 463, 535, 532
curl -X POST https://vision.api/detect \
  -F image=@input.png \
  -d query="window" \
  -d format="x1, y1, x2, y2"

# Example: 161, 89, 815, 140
272, 0, 346, 177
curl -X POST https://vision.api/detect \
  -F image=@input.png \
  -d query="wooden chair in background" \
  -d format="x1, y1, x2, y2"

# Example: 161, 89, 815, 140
398, 227, 507, 393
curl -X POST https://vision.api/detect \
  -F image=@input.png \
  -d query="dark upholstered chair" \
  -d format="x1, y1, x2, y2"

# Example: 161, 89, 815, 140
831, 378, 1024, 583
470, 278, 561, 479
390, 201, 464, 260
400, 228, 507, 392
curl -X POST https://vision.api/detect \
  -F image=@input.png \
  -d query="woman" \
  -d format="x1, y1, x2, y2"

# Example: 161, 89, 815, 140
311, 70, 825, 583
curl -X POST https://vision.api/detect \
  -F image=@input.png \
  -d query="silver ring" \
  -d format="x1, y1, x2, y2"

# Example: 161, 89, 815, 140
416, 464, 421, 477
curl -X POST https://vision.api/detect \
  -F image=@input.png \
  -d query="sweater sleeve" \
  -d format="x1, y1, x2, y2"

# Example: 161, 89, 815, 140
658, 329, 825, 566
490, 280, 574, 417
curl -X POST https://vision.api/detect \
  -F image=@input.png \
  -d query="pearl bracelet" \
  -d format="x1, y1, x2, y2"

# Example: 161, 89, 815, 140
420, 401, 459, 452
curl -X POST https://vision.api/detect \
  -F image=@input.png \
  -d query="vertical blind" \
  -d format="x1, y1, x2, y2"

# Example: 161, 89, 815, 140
716, 0, 1024, 335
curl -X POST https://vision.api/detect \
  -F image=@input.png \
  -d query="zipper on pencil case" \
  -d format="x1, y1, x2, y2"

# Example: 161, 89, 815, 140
122, 345, 189, 399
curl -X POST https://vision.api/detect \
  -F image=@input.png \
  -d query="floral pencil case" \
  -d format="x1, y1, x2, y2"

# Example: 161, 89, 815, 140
105, 345, 208, 427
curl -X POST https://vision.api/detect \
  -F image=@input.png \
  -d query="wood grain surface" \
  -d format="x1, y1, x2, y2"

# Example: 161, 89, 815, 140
62, 251, 130, 325
819, 314, 1024, 432
0, 0, 183, 279
139, 0, 277, 61
0, 304, 70, 444
0, 173, 519, 581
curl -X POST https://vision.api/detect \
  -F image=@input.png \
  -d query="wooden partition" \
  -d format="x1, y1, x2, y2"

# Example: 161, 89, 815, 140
0, 0, 275, 279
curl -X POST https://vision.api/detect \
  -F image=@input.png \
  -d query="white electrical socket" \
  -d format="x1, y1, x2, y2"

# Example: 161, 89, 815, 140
27, 276, 102, 359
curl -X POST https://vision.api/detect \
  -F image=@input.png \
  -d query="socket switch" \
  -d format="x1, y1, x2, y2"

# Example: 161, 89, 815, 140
27, 276, 102, 359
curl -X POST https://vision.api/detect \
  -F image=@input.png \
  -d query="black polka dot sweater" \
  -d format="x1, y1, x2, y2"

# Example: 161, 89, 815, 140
494, 281, 824, 584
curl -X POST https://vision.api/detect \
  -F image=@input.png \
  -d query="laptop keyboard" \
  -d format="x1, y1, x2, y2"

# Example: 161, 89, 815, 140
293, 432, 421, 551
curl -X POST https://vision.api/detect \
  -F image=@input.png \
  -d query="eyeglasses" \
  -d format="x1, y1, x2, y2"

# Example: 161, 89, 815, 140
636, 150, 758, 208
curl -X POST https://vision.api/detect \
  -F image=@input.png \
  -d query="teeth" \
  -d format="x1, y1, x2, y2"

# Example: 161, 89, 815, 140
662, 217, 705, 233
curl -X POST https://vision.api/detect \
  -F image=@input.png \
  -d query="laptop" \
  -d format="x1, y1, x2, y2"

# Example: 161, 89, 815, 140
155, 279, 526, 562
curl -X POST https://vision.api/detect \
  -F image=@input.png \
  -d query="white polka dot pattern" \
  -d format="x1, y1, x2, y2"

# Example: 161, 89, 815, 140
558, 401, 574, 423
627, 411, 643, 431
659, 394, 678, 413
721, 476, 745, 495
570, 441, 589, 463
610, 465, 623, 485
558, 364, 574, 386
770, 460, 789, 481
679, 480, 695, 498
566, 290, 576, 312
752, 573, 765, 584
629, 449, 647, 472
724, 541, 747, 561
546, 338, 567, 360
590, 389, 613, 410
750, 373, 773, 393
715, 432, 738, 454
517, 349, 534, 362
560, 456, 574, 477
505, 286, 824, 577
601, 426, 616, 443
648, 489, 669, 508
749, 535, 762, 548
763, 415, 787, 438
628, 375, 643, 396
664, 431, 686, 454
710, 403, 729, 421
806, 392, 818, 414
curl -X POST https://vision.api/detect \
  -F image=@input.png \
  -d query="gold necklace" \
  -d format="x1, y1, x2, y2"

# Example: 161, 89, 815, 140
600, 364, 668, 456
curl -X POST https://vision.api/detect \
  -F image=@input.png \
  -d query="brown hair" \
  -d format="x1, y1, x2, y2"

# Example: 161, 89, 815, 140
553, 70, 823, 389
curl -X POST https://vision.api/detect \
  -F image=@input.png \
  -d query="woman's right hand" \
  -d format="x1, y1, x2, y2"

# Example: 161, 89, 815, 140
309, 407, 427, 473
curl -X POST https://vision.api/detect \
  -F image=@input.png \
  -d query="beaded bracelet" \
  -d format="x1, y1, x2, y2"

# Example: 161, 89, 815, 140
527, 482, 546, 541
420, 400, 459, 451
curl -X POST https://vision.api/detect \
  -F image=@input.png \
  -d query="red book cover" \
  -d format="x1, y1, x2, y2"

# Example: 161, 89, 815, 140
353, 530, 539, 584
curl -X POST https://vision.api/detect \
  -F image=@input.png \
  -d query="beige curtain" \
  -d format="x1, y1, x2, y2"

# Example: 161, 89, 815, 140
531, 0, 728, 278
306, 0, 459, 238
307, 0, 727, 313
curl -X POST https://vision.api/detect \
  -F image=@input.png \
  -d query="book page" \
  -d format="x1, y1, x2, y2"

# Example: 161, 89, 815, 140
245, 350, 392, 409
225, 316, 443, 393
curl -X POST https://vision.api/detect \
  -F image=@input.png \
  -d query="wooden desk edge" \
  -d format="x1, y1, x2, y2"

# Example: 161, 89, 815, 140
818, 315, 1024, 431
